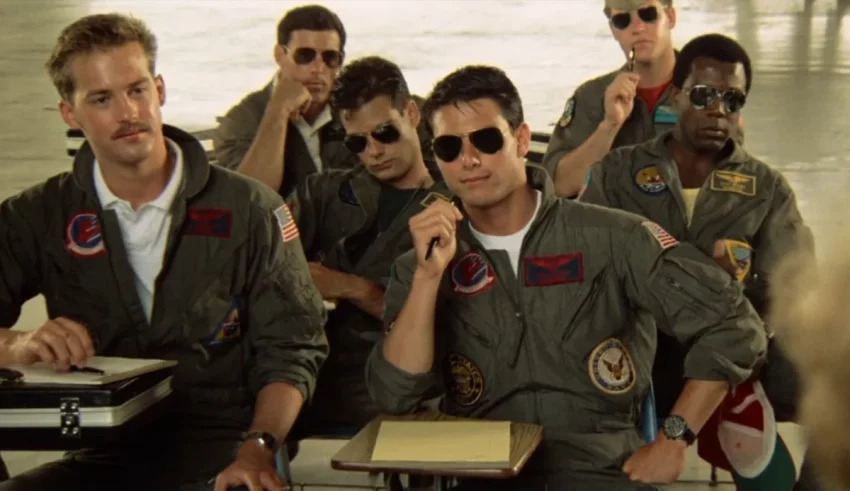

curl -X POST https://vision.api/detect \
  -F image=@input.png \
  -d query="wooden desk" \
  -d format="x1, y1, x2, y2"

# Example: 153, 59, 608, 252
331, 411, 543, 480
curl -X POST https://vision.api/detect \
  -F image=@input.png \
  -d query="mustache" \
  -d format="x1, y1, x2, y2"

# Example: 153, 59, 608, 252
112, 121, 151, 139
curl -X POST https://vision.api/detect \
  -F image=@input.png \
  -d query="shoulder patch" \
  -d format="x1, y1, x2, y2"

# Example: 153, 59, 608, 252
588, 338, 636, 395
724, 239, 753, 283
273, 204, 300, 243
641, 221, 678, 250
558, 97, 576, 128
653, 104, 678, 125
710, 171, 756, 197
633, 166, 668, 195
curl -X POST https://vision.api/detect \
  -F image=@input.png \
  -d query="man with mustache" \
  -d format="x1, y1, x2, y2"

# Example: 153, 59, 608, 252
0, 13, 328, 491
283, 56, 450, 441
213, 4, 358, 199
578, 33, 821, 491
366, 64, 766, 489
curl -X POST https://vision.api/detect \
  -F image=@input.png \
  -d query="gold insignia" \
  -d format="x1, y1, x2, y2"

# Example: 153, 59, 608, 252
420, 191, 450, 208
448, 353, 484, 406
710, 171, 756, 197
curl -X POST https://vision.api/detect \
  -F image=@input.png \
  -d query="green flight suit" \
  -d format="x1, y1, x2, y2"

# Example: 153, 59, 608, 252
577, 130, 813, 418
365, 165, 767, 490
212, 82, 359, 199
0, 125, 329, 491
286, 165, 451, 432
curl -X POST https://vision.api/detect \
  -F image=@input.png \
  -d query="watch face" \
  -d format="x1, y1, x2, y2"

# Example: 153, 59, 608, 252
663, 415, 687, 438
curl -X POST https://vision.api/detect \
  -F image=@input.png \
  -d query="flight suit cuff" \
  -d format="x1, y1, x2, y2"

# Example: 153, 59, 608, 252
365, 341, 437, 415
682, 348, 757, 386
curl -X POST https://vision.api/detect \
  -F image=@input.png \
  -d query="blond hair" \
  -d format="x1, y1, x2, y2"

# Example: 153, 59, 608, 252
45, 13, 157, 102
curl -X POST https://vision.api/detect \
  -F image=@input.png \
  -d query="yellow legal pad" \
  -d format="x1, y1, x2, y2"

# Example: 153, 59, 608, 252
370, 420, 511, 469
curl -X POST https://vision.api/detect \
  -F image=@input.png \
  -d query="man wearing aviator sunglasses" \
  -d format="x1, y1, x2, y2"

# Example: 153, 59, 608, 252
366, 65, 766, 490
580, 34, 821, 491
281, 56, 450, 442
214, 5, 358, 200
542, 0, 683, 198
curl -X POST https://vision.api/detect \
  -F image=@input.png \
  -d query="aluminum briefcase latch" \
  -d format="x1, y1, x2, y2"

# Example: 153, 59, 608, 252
59, 397, 82, 439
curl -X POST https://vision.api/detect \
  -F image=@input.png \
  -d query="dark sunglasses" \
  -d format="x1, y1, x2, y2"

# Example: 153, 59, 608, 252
432, 127, 505, 163
686, 85, 747, 113
343, 123, 401, 154
289, 47, 343, 69
610, 6, 659, 30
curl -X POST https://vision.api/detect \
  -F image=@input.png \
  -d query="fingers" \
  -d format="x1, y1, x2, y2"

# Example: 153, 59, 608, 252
712, 239, 726, 259
36, 326, 73, 370
53, 317, 95, 364
259, 471, 286, 491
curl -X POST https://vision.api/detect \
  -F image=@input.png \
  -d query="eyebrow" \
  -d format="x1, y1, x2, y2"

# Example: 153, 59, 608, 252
84, 78, 149, 99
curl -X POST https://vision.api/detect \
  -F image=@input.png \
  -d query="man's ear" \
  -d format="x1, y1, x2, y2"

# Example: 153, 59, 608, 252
155, 74, 166, 106
666, 5, 677, 29
405, 98, 421, 129
515, 122, 531, 158
59, 99, 81, 130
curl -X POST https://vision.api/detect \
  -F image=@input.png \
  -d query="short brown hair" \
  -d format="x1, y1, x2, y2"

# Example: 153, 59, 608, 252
46, 13, 158, 102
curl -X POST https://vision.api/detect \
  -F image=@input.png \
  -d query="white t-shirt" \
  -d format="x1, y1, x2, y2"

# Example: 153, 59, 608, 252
93, 139, 183, 321
469, 190, 542, 275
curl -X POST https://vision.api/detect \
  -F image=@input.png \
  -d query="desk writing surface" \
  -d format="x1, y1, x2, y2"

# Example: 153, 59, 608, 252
371, 420, 511, 468
331, 412, 543, 479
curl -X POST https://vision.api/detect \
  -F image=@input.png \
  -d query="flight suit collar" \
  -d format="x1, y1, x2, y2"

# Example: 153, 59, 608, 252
71, 124, 211, 205
646, 130, 749, 171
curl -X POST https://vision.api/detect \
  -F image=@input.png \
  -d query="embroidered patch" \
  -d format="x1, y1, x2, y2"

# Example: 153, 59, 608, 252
205, 299, 242, 346
653, 104, 678, 124
724, 239, 753, 283
451, 251, 496, 296
447, 353, 484, 406
65, 213, 106, 257
420, 191, 450, 208
524, 253, 583, 286
558, 97, 576, 128
183, 208, 232, 238
273, 204, 300, 243
633, 166, 668, 195
338, 182, 359, 206
588, 338, 636, 395
710, 171, 756, 197
641, 221, 679, 250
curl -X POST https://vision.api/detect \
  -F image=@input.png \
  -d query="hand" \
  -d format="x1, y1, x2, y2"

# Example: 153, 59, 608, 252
622, 437, 687, 484
7, 317, 95, 371
270, 61, 312, 121
308, 262, 352, 300
214, 444, 286, 491
712, 239, 743, 279
603, 72, 640, 127
408, 200, 464, 280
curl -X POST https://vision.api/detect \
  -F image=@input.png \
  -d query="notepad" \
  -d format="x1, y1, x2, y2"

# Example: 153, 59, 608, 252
370, 420, 511, 469
4, 357, 177, 386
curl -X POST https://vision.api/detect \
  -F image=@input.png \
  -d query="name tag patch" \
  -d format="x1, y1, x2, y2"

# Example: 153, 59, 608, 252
524, 253, 584, 286
184, 208, 232, 238
710, 171, 756, 197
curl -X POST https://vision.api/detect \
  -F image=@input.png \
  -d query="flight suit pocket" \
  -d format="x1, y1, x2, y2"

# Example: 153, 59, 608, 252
558, 267, 608, 344
655, 254, 734, 325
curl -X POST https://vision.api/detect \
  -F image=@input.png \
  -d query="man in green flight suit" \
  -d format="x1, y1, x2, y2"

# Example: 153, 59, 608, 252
365, 64, 766, 490
578, 33, 820, 491
0, 14, 328, 491
284, 56, 451, 438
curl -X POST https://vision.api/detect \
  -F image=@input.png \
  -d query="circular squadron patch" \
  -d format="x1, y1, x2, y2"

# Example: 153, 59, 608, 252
448, 353, 484, 406
588, 338, 636, 395
65, 212, 106, 257
633, 165, 668, 195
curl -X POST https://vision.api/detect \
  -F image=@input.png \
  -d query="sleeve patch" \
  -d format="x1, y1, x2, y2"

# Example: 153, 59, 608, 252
641, 221, 678, 250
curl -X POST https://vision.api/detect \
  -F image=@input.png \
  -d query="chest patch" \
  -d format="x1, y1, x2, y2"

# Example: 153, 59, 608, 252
633, 165, 668, 195
65, 212, 106, 258
523, 253, 583, 286
420, 191, 450, 208
451, 251, 495, 296
710, 171, 756, 197
654, 104, 678, 124
183, 208, 232, 239
588, 338, 636, 395
447, 353, 485, 406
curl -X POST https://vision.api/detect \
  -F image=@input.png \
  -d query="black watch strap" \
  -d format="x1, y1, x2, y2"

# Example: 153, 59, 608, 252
242, 431, 279, 452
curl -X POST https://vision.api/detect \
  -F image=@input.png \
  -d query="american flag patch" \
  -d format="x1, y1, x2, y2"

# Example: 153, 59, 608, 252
641, 221, 678, 250
273, 204, 300, 243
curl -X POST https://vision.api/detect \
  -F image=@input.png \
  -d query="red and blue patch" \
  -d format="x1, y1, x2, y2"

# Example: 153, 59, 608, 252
205, 299, 243, 346
65, 212, 105, 258
451, 251, 495, 296
183, 208, 232, 238
524, 253, 584, 286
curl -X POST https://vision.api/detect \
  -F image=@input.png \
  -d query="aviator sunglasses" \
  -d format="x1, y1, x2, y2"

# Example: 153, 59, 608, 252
610, 6, 659, 30
343, 123, 401, 154
686, 85, 747, 113
288, 47, 343, 69
432, 127, 506, 162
